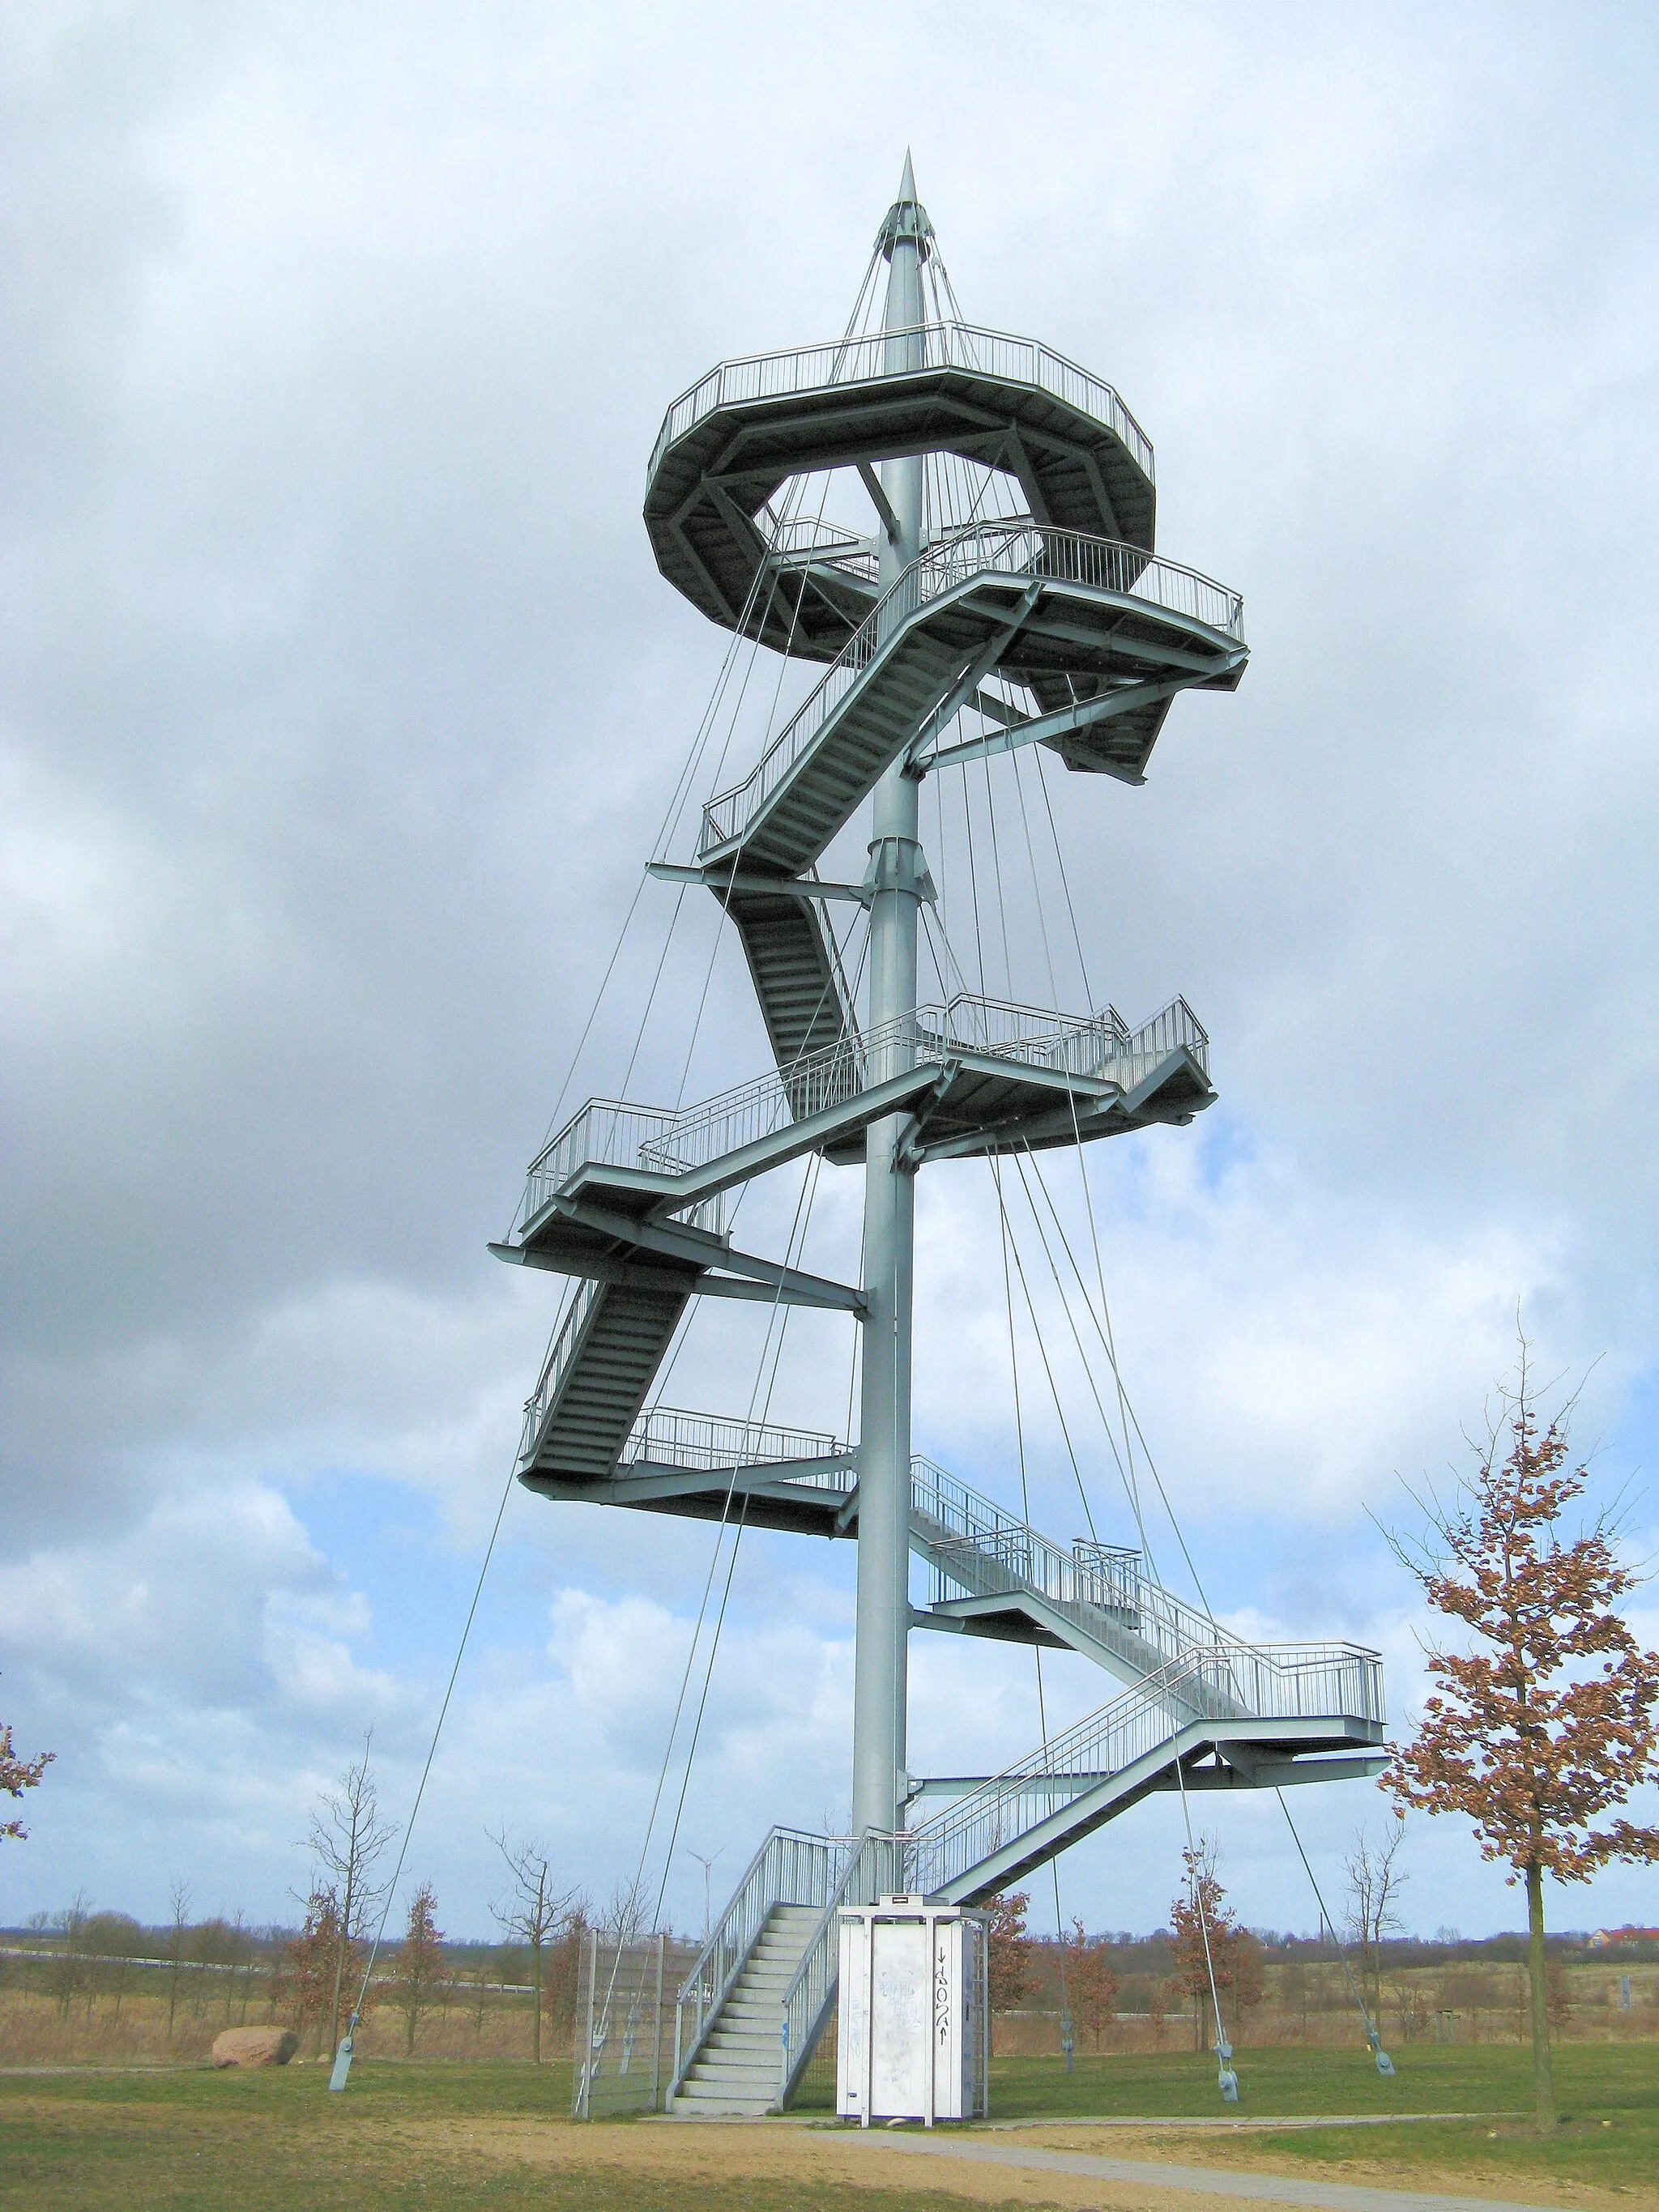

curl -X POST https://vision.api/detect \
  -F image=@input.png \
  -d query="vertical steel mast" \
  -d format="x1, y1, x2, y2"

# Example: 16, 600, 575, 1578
851, 156, 929, 1838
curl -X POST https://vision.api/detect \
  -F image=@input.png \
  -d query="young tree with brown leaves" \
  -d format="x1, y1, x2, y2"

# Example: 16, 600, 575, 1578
1386, 1355, 1659, 2129
0, 1707, 53, 1841
986, 1890, 1033, 2021
394, 1882, 446, 2056
1068, 1919, 1120, 2052
286, 1888, 346, 2049
1170, 1837, 1259, 2051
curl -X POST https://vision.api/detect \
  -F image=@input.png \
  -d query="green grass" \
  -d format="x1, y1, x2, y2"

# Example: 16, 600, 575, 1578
987, 2040, 1534, 2118
0, 2062, 979, 2212
983, 2044, 1659, 2196
2, 2045, 1657, 2210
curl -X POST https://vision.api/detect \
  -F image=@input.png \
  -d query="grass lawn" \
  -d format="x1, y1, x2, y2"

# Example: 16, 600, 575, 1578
0, 2061, 974, 2212
987, 2044, 1659, 2198
2, 2044, 1656, 2210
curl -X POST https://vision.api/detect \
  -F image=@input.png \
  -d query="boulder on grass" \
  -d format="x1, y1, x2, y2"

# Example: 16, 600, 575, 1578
211, 2026, 299, 2069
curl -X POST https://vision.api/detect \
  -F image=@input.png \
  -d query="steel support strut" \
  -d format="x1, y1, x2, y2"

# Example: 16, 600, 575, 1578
851, 158, 928, 1838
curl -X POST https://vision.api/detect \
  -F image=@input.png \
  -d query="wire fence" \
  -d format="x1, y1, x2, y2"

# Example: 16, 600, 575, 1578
574, 1929, 702, 2118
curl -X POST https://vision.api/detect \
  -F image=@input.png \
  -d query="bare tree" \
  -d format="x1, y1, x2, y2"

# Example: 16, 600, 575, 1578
489, 1828, 580, 2065
1345, 1815, 1408, 2018
164, 1878, 191, 2042
306, 1732, 397, 2059
52, 1893, 92, 2022
599, 1877, 649, 1947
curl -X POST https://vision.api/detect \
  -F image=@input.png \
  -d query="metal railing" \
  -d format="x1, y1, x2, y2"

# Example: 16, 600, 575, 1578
914, 1454, 1235, 1665
905, 1643, 1387, 1899
648, 319, 1154, 488
518, 991, 1208, 1232
520, 1102, 724, 1234
911, 1458, 1388, 1695
670, 1827, 855, 2103
764, 512, 881, 583
699, 519, 1243, 855
622, 1406, 848, 1473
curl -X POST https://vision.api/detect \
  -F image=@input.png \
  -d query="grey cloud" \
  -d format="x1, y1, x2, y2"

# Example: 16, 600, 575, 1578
4, 2, 1657, 1932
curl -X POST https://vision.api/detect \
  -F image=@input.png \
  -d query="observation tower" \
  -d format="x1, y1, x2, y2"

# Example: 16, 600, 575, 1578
496, 160, 1386, 2114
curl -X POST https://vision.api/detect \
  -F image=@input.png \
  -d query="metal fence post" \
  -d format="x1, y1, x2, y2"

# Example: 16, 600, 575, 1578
578, 1924, 597, 2120
652, 1930, 665, 2110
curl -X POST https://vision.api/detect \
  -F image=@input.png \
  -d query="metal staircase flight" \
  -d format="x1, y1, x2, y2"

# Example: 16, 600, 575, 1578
696, 521, 1246, 884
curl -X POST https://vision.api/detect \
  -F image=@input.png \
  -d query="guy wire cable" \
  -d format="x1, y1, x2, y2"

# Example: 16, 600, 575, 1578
1015, 762, 1214, 1617
986, 1156, 1101, 1549
1276, 1790, 1396, 2073
1015, 1140, 1219, 1623
331, 1437, 522, 2088
991, 1151, 1070, 2030
590, 1142, 826, 2055
1171, 1758, 1238, 2101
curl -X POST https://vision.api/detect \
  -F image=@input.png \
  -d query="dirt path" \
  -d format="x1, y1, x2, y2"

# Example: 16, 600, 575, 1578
857, 2131, 1615, 2212
390, 2114, 1651, 2212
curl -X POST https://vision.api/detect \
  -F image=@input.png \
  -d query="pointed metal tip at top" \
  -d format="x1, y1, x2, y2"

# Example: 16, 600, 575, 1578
876, 151, 932, 263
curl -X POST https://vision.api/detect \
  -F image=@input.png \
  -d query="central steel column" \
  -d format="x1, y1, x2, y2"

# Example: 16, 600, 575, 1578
851, 157, 928, 1839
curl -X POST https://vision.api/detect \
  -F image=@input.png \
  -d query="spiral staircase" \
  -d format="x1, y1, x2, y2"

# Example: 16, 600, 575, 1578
498, 160, 1385, 2116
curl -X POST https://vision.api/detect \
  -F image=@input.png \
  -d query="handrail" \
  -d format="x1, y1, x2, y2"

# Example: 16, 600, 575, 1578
624, 1406, 847, 1473
669, 1826, 852, 2104
647, 319, 1154, 488
911, 1454, 1230, 1673
698, 520, 1243, 856
518, 990, 1208, 1233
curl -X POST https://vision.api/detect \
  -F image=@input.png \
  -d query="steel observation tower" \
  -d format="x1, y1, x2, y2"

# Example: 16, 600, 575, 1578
495, 160, 1386, 2114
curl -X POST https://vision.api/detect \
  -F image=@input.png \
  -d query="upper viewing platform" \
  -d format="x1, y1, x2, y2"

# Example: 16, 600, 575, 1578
645, 320, 1158, 660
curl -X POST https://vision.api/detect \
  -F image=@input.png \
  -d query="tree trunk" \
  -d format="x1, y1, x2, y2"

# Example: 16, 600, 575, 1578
327, 1941, 346, 2060
532, 1937, 543, 2065
1525, 1860, 1555, 2129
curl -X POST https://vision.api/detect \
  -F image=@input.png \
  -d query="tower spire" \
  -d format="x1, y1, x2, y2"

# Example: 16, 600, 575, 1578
876, 150, 933, 264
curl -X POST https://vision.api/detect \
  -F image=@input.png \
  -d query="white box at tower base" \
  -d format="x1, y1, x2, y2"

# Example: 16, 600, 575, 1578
836, 1895, 989, 2125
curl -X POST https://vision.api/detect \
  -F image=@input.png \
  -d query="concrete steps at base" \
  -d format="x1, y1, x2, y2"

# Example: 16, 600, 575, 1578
667, 1904, 823, 2117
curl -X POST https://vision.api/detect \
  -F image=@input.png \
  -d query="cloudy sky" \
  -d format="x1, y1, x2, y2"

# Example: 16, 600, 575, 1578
5, 2, 1658, 1950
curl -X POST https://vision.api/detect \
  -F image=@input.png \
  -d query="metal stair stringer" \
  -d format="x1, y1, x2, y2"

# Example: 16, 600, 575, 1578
908, 1644, 1388, 1907
518, 1273, 695, 1481
722, 883, 855, 1089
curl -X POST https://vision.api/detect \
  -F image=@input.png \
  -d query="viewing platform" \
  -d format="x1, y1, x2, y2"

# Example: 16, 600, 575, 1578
645, 320, 1157, 656
510, 991, 1213, 1283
